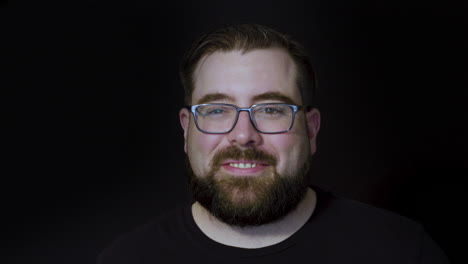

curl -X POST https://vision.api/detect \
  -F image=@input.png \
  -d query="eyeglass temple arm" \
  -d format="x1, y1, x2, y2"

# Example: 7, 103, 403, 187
299, 105, 314, 112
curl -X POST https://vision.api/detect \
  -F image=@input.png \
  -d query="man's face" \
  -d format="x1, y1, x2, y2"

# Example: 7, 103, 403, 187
179, 48, 320, 226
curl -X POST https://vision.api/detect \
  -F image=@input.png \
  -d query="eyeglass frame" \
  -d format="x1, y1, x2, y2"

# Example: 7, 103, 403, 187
185, 103, 311, 134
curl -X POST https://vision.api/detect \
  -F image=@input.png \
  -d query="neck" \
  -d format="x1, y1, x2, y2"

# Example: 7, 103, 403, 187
191, 187, 317, 249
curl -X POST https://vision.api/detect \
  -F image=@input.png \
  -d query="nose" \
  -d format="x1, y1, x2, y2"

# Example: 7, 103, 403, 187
226, 111, 262, 147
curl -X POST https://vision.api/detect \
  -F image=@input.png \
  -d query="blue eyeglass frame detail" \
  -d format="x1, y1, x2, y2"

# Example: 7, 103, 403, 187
185, 103, 308, 134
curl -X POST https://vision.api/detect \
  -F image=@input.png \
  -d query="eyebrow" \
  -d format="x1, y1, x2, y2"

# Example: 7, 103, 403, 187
196, 93, 235, 104
195, 91, 297, 105
252, 92, 296, 105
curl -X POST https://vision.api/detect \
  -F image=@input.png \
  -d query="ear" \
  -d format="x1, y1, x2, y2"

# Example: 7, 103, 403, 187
305, 108, 321, 155
179, 108, 191, 154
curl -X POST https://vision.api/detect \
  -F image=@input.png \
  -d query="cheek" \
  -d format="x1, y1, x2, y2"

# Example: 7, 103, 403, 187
187, 125, 224, 174
188, 123, 222, 151
269, 132, 310, 174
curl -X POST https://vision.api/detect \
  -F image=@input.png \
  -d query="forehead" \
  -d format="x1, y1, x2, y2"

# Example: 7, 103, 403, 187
192, 48, 301, 104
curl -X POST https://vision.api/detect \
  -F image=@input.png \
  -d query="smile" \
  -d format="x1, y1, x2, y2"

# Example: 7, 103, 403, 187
229, 163, 257, 168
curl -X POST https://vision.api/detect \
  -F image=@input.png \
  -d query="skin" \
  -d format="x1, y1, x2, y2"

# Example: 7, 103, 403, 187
179, 48, 321, 248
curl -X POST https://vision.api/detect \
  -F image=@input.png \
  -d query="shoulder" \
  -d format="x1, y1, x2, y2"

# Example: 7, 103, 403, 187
333, 194, 419, 228
312, 187, 424, 247
308, 187, 450, 263
313, 186, 421, 230
309, 189, 448, 263
97, 205, 190, 264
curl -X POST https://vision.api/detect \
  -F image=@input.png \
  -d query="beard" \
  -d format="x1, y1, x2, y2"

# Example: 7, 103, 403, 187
187, 146, 310, 227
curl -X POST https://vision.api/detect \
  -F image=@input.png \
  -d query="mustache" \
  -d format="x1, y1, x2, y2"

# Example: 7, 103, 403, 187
211, 146, 277, 167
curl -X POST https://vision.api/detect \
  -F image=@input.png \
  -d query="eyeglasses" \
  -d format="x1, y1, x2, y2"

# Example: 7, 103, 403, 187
186, 103, 308, 134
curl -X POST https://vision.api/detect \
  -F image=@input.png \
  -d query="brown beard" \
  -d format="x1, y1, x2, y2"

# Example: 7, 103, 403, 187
187, 146, 310, 227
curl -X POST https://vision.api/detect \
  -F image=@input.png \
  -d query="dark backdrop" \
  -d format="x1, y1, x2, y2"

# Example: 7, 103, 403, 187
5, 1, 467, 264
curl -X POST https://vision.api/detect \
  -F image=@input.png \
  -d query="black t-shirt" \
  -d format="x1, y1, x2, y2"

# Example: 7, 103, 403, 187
98, 187, 450, 264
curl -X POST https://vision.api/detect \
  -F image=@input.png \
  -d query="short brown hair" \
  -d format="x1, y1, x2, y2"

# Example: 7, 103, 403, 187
179, 23, 316, 106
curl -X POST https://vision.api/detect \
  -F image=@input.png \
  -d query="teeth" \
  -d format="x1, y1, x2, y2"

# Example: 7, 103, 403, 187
229, 163, 257, 169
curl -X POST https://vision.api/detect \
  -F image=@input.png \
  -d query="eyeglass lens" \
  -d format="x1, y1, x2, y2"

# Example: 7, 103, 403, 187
195, 104, 294, 133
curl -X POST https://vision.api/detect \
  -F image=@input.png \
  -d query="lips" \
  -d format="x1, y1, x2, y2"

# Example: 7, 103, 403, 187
220, 160, 270, 175
228, 162, 257, 168
211, 146, 277, 176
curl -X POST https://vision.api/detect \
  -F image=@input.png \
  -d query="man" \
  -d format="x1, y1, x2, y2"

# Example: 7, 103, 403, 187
98, 24, 450, 263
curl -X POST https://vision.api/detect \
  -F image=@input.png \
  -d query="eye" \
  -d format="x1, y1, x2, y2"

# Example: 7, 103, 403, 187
264, 107, 281, 114
197, 105, 233, 117
260, 106, 285, 115
208, 108, 225, 115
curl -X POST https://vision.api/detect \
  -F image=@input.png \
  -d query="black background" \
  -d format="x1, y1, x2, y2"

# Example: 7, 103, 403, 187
5, 1, 467, 264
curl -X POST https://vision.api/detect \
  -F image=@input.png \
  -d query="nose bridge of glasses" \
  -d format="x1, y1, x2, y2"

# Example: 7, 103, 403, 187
234, 107, 256, 128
